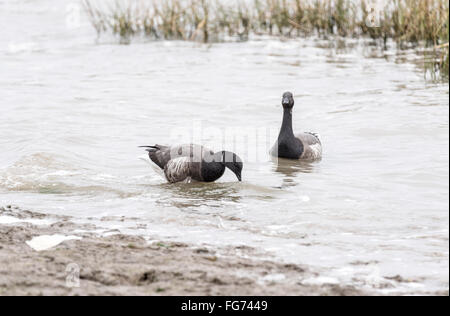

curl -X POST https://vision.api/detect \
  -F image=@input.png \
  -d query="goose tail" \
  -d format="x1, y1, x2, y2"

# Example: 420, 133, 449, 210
139, 145, 160, 153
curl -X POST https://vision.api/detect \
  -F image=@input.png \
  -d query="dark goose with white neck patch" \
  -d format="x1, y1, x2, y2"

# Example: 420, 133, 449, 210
270, 92, 322, 160
140, 144, 243, 184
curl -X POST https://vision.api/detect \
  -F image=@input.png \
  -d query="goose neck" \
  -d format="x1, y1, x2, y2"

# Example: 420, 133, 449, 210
280, 107, 294, 137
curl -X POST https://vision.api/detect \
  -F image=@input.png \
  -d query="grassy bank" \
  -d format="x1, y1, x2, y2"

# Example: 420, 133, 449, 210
83, 0, 449, 80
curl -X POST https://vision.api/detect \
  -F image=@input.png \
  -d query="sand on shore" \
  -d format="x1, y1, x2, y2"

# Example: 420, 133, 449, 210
0, 205, 370, 296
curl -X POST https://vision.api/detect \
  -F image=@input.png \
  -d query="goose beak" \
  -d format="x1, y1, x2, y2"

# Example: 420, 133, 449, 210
282, 98, 290, 106
236, 173, 242, 182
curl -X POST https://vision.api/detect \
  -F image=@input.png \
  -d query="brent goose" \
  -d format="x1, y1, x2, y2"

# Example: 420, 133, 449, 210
270, 92, 322, 160
140, 144, 243, 183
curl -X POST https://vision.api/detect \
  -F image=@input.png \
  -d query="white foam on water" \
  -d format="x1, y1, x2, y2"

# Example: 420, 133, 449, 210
301, 276, 340, 286
260, 273, 286, 283
0, 215, 55, 226
26, 235, 82, 251
299, 195, 311, 202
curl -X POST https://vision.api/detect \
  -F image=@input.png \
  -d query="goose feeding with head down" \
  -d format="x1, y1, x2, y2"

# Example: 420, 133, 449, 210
140, 144, 243, 184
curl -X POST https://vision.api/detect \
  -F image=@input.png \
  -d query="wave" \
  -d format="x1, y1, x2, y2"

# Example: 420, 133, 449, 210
0, 152, 136, 197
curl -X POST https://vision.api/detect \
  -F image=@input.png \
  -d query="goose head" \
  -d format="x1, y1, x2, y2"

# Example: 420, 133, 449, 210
220, 151, 243, 182
282, 92, 294, 109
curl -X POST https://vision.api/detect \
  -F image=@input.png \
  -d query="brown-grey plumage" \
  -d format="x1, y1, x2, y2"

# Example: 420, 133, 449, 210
295, 132, 322, 160
144, 144, 212, 169
140, 144, 243, 184
270, 92, 322, 160
163, 157, 196, 183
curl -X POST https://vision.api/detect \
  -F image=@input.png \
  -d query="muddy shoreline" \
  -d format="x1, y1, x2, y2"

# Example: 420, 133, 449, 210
0, 205, 374, 296
2, 206, 448, 296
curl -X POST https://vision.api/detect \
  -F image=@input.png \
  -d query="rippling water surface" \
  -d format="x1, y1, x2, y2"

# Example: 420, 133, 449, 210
1, 0, 449, 294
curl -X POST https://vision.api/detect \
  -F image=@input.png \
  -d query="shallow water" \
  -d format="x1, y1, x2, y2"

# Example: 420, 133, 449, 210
1, 0, 449, 294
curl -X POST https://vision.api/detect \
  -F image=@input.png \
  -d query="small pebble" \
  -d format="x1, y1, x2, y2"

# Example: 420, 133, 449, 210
203, 256, 218, 262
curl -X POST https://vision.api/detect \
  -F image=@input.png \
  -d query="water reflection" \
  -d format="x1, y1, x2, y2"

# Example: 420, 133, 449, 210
156, 182, 242, 209
271, 157, 318, 188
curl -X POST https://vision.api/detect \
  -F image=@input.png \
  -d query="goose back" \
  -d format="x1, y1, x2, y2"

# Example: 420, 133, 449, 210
145, 144, 213, 169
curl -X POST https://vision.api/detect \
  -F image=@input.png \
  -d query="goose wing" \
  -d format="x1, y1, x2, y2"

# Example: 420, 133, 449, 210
169, 144, 214, 162
295, 132, 322, 160
140, 144, 214, 169
164, 157, 193, 183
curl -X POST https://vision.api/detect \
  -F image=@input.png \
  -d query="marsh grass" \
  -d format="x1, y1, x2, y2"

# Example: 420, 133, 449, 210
83, 0, 449, 79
